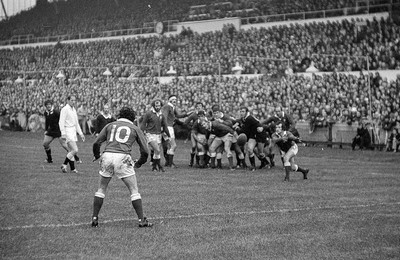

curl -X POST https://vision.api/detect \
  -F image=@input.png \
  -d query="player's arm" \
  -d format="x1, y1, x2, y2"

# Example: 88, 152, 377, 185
215, 121, 235, 135
271, 133, 283, 143
286, 131, 301, 142
139, 113, 148, 133
261, 116, 274, 125
92, 125, 108, 160
184, 113, 195, 126
74, 111, 84, 138
175, 108, 190, 119
161, 115, 171, 137
134, 127, 149, 168
58, 108, 66, 137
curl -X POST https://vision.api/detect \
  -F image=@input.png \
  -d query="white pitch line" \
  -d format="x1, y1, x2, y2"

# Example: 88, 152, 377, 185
1, 201, 399, 231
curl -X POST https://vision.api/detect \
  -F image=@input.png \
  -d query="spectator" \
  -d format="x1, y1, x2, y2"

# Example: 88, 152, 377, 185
352, 121, 372, 150
386, 128, 400, 152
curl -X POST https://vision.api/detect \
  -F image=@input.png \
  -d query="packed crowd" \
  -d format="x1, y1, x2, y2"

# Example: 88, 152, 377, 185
1, 16, 399, 80
1, 70, 399, 136
0, 0, 373, 41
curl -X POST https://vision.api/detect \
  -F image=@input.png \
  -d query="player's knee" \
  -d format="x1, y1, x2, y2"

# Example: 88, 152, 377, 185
284, 161, 291, 167
130, 193, 141, 201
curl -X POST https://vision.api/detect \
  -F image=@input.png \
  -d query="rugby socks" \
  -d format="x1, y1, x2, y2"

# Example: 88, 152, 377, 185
284, 166, 291, 181
249, 156, 256, 168
131, 199, 144, 220
190, 152, 195, 166
228, 157, 234, 169
240, 158, 247, 168
69, 160, 75, 171
45, 148, 52, 162
217, 158, 222, 168
63, 157, 70, 165
92, 193, 105, 218
236, 153, 240, 167
269, 154, 275, 167
199, 154, 205, 167
168, 154, 175, 166
210, 157, 216, 168
296, 166, 309, 179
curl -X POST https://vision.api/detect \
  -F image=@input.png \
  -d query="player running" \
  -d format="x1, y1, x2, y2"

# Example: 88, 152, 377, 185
271, 121, 309, 181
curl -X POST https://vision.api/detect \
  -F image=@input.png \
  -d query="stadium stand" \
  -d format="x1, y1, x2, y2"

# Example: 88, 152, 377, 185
0, 0, 399, 149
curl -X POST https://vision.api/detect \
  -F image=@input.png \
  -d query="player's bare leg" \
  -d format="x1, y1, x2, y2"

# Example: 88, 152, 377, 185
122, 176, 153, 227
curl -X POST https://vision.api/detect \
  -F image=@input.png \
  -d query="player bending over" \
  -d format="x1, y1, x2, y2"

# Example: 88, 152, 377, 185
91, 107, 152, 228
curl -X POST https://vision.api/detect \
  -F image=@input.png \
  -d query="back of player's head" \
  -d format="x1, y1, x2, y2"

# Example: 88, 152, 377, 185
118, 107, 136, 122
44, 100, 53, 106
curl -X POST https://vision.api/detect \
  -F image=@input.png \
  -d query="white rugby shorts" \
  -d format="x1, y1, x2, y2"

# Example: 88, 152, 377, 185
65, 127, 78, 142
99, 152, 136, 179
146, 133, 162, 144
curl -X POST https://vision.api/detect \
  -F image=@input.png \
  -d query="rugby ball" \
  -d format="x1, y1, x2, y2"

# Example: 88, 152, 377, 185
237, 133, 247, 146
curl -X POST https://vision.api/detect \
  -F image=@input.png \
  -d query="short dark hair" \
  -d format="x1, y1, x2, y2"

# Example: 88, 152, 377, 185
44, 100, 53, 106
168, 95, 177, 102
211, 104, 220, 112
118, 107, 136, 122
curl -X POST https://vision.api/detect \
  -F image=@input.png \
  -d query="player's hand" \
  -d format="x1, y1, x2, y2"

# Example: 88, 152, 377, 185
80, 134, 85, 142
134, 161, 141, 168
257, 127, 263, 132
282, 136, 288, 142
44, 131, 48, 135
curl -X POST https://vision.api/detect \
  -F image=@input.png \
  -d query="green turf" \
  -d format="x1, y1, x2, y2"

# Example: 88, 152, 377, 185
0, 131, 399, 259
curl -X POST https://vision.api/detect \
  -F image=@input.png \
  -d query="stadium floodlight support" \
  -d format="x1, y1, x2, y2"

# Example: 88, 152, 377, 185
167, 61, 222, 105
311, 53, 372, 120
0, 69, 58, 87
58, 65, 110, 86
236, 56, 292, 113
102, 68, 112, 100
108, 63, 162, 101
109, 63, 161, 79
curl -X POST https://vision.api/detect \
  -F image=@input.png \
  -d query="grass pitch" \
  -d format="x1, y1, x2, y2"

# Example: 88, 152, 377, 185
0, 131, 399, 259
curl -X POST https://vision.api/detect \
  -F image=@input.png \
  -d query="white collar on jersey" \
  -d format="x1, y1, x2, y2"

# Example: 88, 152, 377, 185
167, 102, 175, 109
118, 118, 134, 125
151, 107, 161, 116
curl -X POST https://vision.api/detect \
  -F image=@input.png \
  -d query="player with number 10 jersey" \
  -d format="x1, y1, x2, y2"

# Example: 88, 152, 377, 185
97, 119, 148, 156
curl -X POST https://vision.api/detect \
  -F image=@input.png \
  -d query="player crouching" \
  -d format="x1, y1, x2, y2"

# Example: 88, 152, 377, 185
91, 107, 153, 228
272, 121, 309, 181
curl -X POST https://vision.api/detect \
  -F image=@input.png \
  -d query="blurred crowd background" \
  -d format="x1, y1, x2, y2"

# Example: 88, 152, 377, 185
0, 0, 399, 148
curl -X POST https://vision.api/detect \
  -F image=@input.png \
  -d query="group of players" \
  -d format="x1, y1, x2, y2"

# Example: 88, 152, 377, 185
42, 94, 309, 228
139, 95, 309, 182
